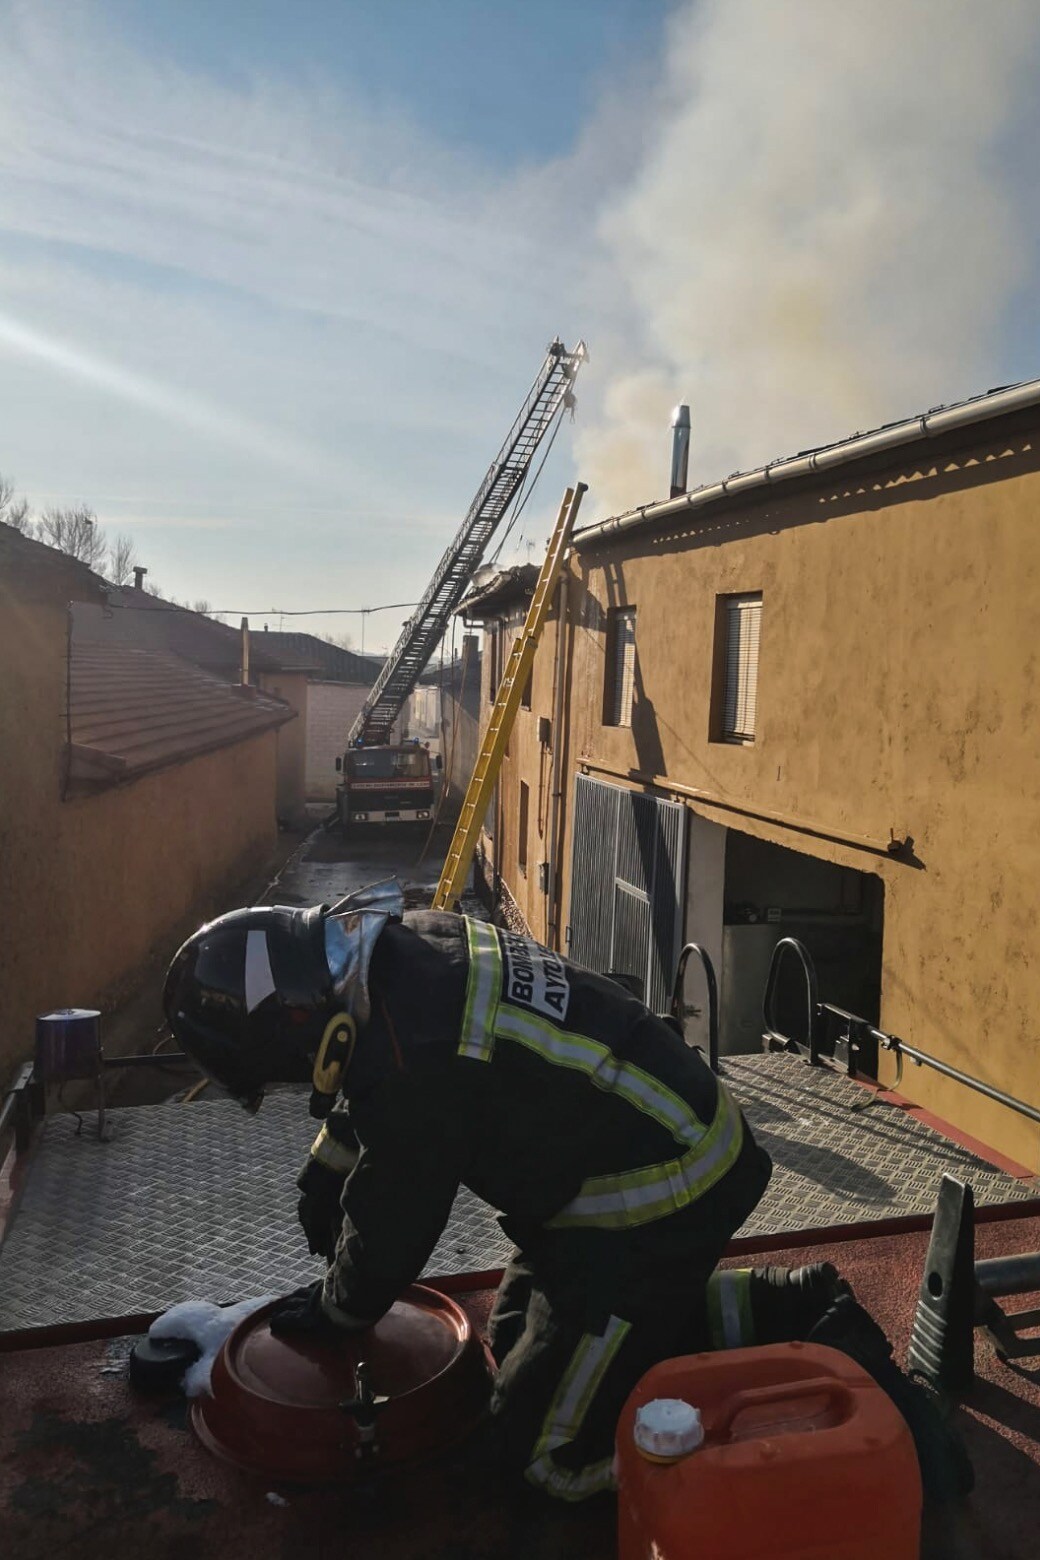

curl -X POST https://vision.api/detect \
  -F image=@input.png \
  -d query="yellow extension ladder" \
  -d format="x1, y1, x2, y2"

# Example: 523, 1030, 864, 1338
431, 482, 587, 910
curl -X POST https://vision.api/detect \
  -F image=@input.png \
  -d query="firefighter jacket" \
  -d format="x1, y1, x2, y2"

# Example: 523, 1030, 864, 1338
302, 911, 772, 1327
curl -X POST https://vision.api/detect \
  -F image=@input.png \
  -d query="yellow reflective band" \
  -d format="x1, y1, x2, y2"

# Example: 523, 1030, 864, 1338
546, 1083, 744, 1230
707, 1269, 755, 1350
494, 1005, 707, 1146
309, 1123, 358, 1176
458, 918, 502, 1061
525, 1315, 630, 1501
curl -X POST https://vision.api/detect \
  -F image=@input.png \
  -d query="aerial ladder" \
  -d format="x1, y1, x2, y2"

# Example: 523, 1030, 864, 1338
432, 482, 586, 910
346, 338, 587, 750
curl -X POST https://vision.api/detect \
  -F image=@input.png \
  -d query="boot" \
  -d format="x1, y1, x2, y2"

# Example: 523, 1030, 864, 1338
807, 1294, 974, 1504
749, 1262, 852, 1343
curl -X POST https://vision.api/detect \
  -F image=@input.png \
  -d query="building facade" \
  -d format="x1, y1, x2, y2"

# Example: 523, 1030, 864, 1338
473, 382, 1040, 1169
0, 529, 290, 1081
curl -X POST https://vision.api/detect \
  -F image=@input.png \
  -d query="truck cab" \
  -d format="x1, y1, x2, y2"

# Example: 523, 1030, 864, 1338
337, 740, 438, 832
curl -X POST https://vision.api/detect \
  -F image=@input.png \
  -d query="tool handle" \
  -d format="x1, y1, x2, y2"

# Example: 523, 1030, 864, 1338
714, 1376, 853, 1439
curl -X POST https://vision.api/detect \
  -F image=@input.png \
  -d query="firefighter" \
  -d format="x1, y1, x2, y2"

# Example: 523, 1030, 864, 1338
164, 878, 775, 1498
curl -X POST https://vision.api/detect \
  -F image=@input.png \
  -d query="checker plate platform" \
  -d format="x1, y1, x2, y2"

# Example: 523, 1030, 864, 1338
0, 1056, 1035, 1333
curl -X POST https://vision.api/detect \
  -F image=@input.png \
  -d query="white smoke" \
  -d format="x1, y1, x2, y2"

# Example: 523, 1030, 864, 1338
576, 0, 1040, 516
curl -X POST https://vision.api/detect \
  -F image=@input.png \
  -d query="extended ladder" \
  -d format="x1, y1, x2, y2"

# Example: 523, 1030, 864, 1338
348, 338, 587, 748
432, 482, 586, 911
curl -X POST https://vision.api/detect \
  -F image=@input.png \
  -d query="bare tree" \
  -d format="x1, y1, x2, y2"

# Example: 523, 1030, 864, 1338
37, 504, 107, 570
106, 532, 140, 587
0, 474, 33, 535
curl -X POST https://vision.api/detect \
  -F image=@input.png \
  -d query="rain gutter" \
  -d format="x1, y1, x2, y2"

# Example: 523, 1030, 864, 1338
573, 377, 1040, 550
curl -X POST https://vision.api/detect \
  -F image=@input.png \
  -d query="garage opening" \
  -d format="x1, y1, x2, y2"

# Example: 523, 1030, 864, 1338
720, 831, 884, 1070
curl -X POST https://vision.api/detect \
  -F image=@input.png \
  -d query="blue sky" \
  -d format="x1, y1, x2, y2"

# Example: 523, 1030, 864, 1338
2, 2, 1039, 649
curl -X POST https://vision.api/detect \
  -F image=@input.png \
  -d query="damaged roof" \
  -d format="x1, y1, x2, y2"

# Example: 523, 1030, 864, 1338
455, 563, 539, 619
68, 641, 294, 788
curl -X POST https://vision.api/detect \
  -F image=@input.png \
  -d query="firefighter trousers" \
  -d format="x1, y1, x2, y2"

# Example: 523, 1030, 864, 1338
487, 1243, 717, 1502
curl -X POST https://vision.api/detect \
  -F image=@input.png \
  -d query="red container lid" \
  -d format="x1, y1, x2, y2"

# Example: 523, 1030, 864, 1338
192, 1284, 492, 1482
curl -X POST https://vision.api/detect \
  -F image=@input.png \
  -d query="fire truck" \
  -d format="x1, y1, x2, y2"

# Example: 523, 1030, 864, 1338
335, 337, 585, 836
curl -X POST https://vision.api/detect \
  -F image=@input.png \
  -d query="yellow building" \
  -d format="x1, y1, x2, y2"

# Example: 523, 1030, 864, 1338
468, 378, 1040, 1170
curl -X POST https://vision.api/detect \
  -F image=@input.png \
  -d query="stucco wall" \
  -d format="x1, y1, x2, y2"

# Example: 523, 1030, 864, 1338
546, 414, 1040, 1165
0, 593, 280, 1082
477, 597, 567, 944
304, 682, 403, 801
257, 669, 307, 823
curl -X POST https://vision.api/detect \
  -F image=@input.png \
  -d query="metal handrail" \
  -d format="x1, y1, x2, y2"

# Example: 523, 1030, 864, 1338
671, 942, 720, 1072
762, 938, 1040, 1126
762, 936, 820, 1062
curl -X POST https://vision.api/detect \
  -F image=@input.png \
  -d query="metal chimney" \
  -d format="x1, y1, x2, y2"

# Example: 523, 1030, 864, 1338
670, 404, 691, 498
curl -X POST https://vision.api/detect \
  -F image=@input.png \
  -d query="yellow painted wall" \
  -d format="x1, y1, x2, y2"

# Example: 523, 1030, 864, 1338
257, 669, 307, 823
0, 592, 281, 1082
519, 416, 1040, 1166
477, 599, 566, 943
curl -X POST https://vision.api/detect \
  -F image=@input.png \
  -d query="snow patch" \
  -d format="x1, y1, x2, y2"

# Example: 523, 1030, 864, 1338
149, 1296, 273, 1397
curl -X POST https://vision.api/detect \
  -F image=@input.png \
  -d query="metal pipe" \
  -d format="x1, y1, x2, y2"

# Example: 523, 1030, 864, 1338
976, 1253, 1040, 1299
670, 404, 691, 498
573, 377, 1040, 552
878, 1036, 1040, 1128
577, 759, 896, 858
240, 616, 250, 684
546, 573, 568, 949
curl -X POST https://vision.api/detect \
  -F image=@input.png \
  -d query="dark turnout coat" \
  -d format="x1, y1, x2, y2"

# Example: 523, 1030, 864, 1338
302, 911, 771, 1327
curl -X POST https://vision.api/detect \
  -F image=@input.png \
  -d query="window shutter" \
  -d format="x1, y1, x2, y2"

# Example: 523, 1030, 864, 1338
614, 609, 636, 726
724, 596, 761, 740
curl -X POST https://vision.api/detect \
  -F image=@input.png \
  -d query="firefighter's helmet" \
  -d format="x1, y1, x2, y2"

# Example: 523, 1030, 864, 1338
163, 879, 403, 1116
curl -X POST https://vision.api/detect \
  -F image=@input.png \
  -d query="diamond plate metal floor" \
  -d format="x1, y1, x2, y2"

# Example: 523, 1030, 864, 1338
0, 1058, 1035, 1332
0, 1091, 513, 1333
723, 1052, 1038, 1238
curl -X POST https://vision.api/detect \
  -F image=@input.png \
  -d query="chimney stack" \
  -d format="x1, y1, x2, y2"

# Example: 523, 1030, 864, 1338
133, 565, 148, 591
670, 404, 691, 498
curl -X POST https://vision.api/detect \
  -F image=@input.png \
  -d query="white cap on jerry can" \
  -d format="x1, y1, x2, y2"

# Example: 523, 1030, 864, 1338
633, 1397, 704, 1461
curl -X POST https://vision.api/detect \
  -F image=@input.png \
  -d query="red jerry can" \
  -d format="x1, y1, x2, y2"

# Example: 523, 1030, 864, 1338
616, 1342, 921, 1560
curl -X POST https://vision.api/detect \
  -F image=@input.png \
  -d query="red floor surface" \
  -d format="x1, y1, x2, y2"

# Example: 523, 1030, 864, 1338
4, 1226, 1040, 1560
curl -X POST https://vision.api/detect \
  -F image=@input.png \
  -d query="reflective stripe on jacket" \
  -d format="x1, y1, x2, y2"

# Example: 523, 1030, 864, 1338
458, 917, 745, 1230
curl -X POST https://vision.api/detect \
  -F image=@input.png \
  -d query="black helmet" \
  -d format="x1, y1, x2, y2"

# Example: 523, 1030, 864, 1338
163, 904, 344, 1114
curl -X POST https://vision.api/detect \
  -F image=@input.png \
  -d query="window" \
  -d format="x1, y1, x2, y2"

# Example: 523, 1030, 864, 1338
521, 667, 532, 709
713, 593, 762, 743
518, 781, 529, 874
605, 607, 637, 727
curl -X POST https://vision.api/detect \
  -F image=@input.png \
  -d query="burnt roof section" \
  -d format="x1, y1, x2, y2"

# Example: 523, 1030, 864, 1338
75, 588, 320, 677
575, 373, 1040, 551
69, 641, 294, 789
257, 630, 385, 685
455, 563, 539, 620
0, 525, 108, 606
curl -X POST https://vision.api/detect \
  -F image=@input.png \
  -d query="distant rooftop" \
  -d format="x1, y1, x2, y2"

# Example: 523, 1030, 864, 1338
68, 641, 294, 789
74, 587, 320, 678
0, 524, 107, 605
257, 630, 384, 685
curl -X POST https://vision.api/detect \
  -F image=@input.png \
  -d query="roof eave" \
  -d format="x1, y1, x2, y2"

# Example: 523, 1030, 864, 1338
573, 376, 1040, 552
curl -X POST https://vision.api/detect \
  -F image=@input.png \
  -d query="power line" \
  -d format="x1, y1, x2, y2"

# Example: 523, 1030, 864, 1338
102, 598, 420, 618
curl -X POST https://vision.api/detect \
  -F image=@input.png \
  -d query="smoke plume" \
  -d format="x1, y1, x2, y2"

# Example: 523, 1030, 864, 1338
577, 0, 1040, 515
